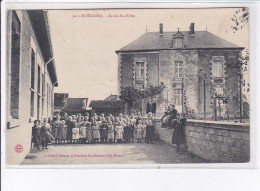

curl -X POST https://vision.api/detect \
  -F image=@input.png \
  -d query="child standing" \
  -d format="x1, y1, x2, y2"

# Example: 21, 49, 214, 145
52, 116, 61, 144
92, 121, 100, 143
146, 120, 155, 143
72, 120, 79, 144
135, 119, 144, 143
32, 120, 42, 150
59, 120, 67, 144
100, 121, 108, 143
123, 122, 132, 143
86, 121, 93, 143
40, 118, 53, 149
107, 120, 114, 143
129, 120, 135, 143
114, 118, 123, 143
79, 119, 87, 144
143, 120, 148, 142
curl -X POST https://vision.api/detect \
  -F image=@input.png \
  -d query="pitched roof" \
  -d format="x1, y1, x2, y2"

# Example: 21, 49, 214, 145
54, 105, 64, 112
27, 10, 58, 86
89, 100, 125, 109
62, 98, 88, 112
104, 95, 118, 101
116, 31, 243, 52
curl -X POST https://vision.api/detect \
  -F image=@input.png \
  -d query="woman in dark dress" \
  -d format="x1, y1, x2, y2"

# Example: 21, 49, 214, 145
146, 120, 155, 143
171, 113, 186, 154
66, 116, 73, 143
100, 121, 108, 143
123, 122, 132, 143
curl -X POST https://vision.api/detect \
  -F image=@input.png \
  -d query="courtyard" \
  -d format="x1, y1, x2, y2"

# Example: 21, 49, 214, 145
21, 141, 205, 165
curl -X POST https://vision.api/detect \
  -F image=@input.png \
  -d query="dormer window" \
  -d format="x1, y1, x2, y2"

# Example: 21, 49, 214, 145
172, 29, 184, 48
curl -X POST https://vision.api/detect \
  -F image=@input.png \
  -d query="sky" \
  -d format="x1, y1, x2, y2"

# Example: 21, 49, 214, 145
48, 8, 249, 101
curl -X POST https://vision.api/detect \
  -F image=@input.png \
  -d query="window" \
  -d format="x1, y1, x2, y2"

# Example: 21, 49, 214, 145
30, 91, 34, 117
30, 49, 36, 117
135, 61, 146, 89
37, 66, 41, 119
31, 50, 35, 89
212, 56, 225, 84
38, 66, 41, 94
175, 39, 183, 48
42, 73, 45, 97
42, 97, 44, 117
174, 61, 183, 78
173, 88, 182, 106
173, 83, 183, 106
172, 31, 184, 48
10, 11, 21, 119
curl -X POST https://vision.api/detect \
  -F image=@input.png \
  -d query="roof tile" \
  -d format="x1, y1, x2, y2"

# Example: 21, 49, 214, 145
117, 31, 243, 52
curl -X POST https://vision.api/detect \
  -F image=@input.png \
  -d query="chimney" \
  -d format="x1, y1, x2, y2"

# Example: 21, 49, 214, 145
159, 23, 163, 35
190, 23, 195, 35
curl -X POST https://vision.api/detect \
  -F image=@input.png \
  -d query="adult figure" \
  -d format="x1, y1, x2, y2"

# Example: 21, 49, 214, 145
170, 113, 186, 154
66, 116, 74, 143
161, 105, 178, 128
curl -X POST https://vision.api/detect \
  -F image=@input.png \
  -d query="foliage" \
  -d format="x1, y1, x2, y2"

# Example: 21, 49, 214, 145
183, 88, 196, 119
119, 82, 166, 104
119, 86, 141, 104
214, 92, 231, 105
145, 82, 166, 98
231, 8, 249, 32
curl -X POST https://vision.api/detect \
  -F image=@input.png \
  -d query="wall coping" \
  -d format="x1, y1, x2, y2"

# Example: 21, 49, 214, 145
153, 118, 250, 132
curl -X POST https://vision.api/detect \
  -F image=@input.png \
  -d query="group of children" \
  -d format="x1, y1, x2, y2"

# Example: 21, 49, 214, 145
32, 112, 155, 150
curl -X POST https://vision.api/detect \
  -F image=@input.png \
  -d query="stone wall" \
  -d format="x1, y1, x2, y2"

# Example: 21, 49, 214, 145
154, 119, 250, 163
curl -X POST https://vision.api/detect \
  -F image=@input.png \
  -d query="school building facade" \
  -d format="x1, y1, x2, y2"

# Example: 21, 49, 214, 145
5, 10, 58, 165
116, 23, 244, 119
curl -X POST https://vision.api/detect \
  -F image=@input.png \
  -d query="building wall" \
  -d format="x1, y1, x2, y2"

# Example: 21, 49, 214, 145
157, 50, 199, 117
6, 10, 55, 165
198, 50, 241, 119
118, 49, 241, 119
119, 52, 159, 88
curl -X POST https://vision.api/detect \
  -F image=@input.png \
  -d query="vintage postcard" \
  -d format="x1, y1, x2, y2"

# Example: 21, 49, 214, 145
2, 5, 251, 167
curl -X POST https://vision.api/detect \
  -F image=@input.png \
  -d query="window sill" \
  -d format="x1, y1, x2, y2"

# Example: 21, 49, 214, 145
7, 118, 20, 129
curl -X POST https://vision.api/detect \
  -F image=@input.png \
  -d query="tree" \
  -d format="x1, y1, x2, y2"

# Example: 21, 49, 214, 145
231, 8, 249, 32
119, 83, 166, 115
119, 86, 141, 107
225, 50, 249, 122
214, 91, 231, 121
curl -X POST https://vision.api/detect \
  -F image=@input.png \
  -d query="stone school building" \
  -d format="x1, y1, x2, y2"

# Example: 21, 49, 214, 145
116, 23, 244, 119
5, 10, 58, 164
